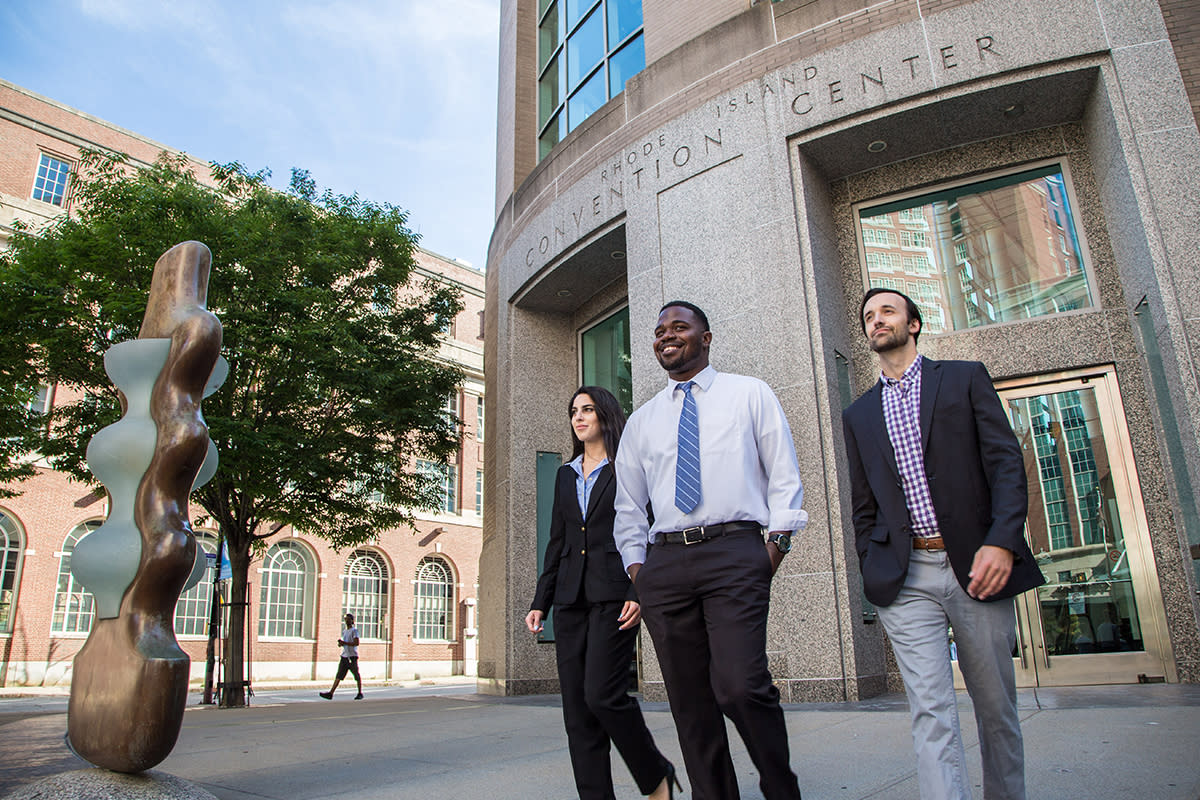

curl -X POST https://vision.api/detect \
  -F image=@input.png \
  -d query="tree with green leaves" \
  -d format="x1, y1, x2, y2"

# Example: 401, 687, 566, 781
0, 149, 464, 707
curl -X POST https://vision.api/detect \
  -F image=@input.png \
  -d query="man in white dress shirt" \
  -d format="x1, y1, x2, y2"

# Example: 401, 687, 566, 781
614, 301, 807, 800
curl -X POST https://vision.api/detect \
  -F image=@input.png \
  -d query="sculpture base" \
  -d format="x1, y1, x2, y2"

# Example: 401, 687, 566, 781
4, 769, 217, 800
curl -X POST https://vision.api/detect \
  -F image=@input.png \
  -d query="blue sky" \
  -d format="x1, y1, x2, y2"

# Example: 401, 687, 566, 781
0, 0, 500, 270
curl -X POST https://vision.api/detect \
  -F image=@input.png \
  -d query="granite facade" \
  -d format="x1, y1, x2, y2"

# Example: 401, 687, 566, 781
487, 0, 1200, 698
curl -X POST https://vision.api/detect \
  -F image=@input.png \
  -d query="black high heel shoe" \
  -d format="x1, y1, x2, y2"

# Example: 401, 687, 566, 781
662, 762, 683, 799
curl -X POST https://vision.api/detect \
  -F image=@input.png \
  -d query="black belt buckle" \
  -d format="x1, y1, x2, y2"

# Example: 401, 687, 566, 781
681, 526, 706, 545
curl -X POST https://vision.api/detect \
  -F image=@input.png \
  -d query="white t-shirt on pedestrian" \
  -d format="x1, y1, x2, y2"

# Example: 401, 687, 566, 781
340, 626, 359, 658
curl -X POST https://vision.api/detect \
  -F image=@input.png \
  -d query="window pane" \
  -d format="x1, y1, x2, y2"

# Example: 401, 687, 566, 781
565, 0, 599, 30
607, 0, 642, 46
0, 513, 23, 633
566, 6, 604, 90
51, 521, 102, 634
173, 533, 217, 637
608, 33, 644, 96
538, 2, 560, 71
343, 550, 389, 641
567, 67, 606, 134
539, 111, 565, 160
1006, 386, 1146, 655
32, 154, 70, 206
258, 541, 312, 638
538, 53, 564, 129
859, 166, 1091, 334
417, 459, 458, 514
580, 306, 632, 413
412, 556, 453, 640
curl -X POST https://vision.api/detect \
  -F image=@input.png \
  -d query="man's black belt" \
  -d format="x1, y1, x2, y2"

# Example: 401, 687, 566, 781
653, 521, 762, 546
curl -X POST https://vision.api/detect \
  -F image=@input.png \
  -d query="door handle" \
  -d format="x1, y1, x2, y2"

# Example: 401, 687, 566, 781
1031, 596, 1051, 670
1014, 602, 1029, 670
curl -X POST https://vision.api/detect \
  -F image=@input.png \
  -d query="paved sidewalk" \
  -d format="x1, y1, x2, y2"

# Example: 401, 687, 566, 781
1, 683, 1198, 799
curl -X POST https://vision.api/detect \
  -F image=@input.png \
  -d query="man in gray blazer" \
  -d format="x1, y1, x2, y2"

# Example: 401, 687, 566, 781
842, 288, 1044, 800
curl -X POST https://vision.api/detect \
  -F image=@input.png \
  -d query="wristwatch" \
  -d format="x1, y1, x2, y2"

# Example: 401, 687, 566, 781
768, 532, 792, 554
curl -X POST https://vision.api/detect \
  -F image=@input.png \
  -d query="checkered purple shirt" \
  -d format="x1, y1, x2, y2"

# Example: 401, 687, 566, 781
880, 354, 940, 537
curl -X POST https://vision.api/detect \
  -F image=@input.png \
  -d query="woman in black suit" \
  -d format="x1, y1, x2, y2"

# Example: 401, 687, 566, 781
526, 386, 679, 800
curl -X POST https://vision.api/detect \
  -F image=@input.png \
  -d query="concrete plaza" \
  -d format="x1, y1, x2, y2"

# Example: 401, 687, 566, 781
1, 681, 1198, 799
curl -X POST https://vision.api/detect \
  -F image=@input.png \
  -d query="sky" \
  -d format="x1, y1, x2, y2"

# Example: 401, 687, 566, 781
0, 0, 500, 270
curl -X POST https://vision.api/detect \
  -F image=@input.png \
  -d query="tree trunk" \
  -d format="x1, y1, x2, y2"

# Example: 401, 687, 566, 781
219, 535, 252, 708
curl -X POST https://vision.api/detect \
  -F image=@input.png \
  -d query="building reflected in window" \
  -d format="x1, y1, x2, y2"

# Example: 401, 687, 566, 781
858, 164, 1091, 334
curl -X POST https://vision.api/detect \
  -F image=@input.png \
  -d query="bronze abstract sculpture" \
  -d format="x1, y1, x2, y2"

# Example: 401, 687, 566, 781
67, 241, 226, 773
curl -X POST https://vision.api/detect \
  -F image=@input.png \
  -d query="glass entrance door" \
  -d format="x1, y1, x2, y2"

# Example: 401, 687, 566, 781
993, 368, 1175, 686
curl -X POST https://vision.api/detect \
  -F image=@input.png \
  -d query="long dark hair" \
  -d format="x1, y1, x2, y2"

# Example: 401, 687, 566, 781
568, 385, 626, 462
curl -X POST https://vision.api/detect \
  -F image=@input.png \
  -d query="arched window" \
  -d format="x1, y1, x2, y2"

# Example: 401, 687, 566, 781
51, 520, 102, 634
174, 531, 218, 637
413, 555, 454, 641
258, 540, 315, 639
343, 549, 388, 641
0, 512, 26, 634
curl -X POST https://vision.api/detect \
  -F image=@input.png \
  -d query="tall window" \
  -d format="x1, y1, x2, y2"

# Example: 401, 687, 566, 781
537, 0, 644, 159
21, 384, 51, 416
476, 395, 485, 441
174, 531, 218, 637
0, 512, 25, 634
413, 555, 454, 641
417, 459, 458, 515
442, 392, 460, 431
343, 549, 389, 641
32, 153, 71, 206
858, 163, 1091, 334
258, 540, 315, 638
580, 306, 632, 413
476, 469, 485, 515
51, 520, 102, 634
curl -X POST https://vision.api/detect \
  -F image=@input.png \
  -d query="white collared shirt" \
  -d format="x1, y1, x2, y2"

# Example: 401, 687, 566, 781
613, 365, 807, 569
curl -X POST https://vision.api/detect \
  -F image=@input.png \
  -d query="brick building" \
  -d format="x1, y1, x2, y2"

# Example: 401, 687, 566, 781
482, 0, 1200, 699
0, 78, 486, 687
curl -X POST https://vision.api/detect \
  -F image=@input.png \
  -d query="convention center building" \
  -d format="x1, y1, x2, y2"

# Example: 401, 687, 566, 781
480, 0, 1200, 700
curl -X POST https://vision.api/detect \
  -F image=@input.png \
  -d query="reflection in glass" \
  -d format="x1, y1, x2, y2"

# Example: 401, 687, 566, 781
581, 307, 633, 413
538, 2, 561, 72
538, 0, 645, 161
566, 0, 599, 29
567, 68, 607, 134
859, 165, 1091, 334
567, 6, 605, 89
1007, 386, 1144, 656
539, 111, 564, 161
539, 53, 564, 129
608, 34, 644, 96
608, 0, 643, 46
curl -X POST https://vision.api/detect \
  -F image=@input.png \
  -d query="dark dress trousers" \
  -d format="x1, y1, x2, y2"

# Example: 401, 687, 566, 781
531, 463, 669, 800
841, 358, 1045, 607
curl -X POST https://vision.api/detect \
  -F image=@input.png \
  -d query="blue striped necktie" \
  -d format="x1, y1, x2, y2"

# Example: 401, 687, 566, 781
674, 381, 701, 513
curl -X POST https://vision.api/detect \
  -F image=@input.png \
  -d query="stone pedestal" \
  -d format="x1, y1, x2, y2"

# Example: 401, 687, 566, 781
4, 769, 217, 800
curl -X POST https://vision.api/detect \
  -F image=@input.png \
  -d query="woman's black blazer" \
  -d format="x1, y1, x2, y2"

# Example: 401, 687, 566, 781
531, 463, 637, 610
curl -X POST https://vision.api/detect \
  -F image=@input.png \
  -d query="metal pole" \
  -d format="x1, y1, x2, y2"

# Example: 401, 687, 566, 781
202, 536, 223, 704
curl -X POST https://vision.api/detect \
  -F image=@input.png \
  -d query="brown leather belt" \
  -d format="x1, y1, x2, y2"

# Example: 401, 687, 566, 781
912, 535, 945, 551
654, 521, 762, 546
